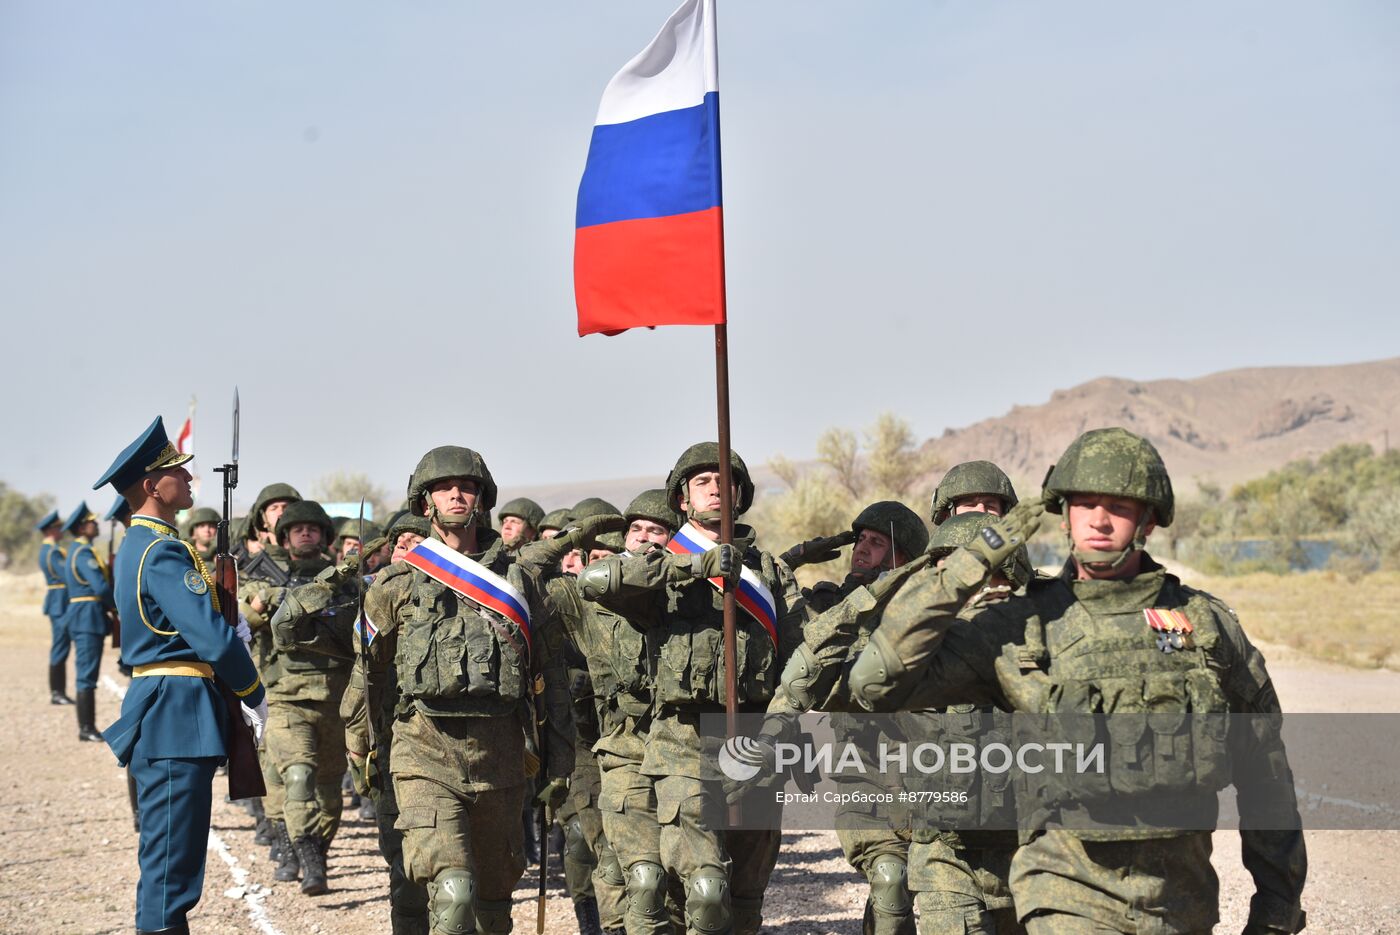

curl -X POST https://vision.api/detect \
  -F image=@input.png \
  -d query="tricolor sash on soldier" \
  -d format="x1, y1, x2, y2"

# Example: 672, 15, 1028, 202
403, 537, 533, 652
574, 0, 724, 337
666, 522, 779, 649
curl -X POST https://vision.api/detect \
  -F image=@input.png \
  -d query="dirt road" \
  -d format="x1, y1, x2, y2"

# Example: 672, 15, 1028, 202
1, 572, 1396, 934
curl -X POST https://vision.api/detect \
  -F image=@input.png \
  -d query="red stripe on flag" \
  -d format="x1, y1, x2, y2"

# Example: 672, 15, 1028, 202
574, 206, 726, 337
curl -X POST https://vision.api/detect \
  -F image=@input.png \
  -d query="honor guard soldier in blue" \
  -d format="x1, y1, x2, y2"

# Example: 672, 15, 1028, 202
61, 501, 115, 741
36, 508, 76, 705
96, 416, 269, 935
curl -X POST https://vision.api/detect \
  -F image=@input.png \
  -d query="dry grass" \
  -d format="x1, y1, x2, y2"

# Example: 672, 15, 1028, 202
1187, 569, 1400, 671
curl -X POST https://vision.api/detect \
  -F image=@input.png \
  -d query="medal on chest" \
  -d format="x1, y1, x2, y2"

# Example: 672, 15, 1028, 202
1144, 608, 1194, 653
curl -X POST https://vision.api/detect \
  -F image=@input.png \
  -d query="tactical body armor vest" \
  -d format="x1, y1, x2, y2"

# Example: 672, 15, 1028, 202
395, 568, 530, 717
241, 549, 327, 686
1014, 570, 1232, 839
654, 549, 783, 709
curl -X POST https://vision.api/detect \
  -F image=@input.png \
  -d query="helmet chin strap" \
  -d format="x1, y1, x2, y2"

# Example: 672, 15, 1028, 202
430, 503, 479, 530
687, 506, 734, 525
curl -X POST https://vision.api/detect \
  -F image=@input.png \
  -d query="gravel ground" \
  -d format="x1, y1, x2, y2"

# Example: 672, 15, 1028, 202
1, 571, 1397, 934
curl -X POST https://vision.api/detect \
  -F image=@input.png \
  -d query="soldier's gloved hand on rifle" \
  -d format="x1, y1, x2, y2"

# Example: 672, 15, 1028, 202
235, 612, 252, 645
963, 499, 1045, 572
521, 514, 629, 566
780, 530, 856, 569
695, 542, 742, 585
240, 698, 269, 745
535, 777, 569, 810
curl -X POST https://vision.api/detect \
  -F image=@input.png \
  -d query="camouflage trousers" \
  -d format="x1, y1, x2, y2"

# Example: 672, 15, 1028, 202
835, 790, 914, 935
909, 834, 1021, 935
653, 773, 782, 935
1013, 831, 1217, 935
599, 753, 691, 935
390, 713, 527, 902
557, 747, 626, 930
369, 739, 429, 934
264, 697, 347, 844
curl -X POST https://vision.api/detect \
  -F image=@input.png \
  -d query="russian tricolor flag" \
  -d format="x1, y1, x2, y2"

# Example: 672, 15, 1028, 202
575, 0, 725, 337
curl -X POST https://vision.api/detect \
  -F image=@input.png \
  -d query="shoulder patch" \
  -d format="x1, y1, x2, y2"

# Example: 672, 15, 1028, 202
184, 569, 209, 595
86, 557, 100, 570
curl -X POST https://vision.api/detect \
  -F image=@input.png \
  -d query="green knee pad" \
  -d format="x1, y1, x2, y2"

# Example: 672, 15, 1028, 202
427, 868, 476, 935
390, 907, 431, 935
626, 861, 668, 920
474, 897, 513, 935
596, 847, 625, 887
868, 855, 912, 917
283, 762, 315, 802
563, 816, 596, 864
685, 871, 731, 935
731, 896, 763, 935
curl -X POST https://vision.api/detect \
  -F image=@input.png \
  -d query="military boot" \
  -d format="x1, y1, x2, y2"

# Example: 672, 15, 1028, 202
48, 664, 74, 705
573, 896, 604, 935
295, 834, 329, 895
272, 820, 300, 882
76, 690, 103, 742
136, 924, 190, 934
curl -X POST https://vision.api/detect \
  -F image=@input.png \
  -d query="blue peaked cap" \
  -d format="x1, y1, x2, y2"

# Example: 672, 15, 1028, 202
33, 509, 62, 533
62, 501, 95, 534
104, 494, 131, 523
93, 416, 194, 493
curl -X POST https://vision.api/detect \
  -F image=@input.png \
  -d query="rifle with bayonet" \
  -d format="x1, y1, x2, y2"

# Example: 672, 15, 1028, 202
213, 389, 266, 800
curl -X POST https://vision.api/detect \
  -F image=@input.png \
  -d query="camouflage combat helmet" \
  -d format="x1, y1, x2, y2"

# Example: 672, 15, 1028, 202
497, 497, 545, 531
232, 515, 252, 543
595, 531, 626, 553
336, 518, 383, 547
274, 499, 336, 545
572, 497, 621, 519
664, 442, 755, 517
1043, 427, 1174, 527
625, 488, 681, 532
186, 506, 221, 528
250, 483, 302, 533
926, 511, 1032, 588
406, 446, 498, 525
387, 512, 432, 542
851, 500, 929, 562
539, 508, 575, 534
930, 461, 1018, 525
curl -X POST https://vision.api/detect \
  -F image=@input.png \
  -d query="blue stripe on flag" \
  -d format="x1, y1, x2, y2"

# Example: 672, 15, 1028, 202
576, 92, 721, 228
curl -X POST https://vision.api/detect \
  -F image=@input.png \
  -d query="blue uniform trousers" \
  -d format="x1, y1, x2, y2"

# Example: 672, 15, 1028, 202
72, 632, 105, 691
131, 755, 220, 931
47, 613, 72, 666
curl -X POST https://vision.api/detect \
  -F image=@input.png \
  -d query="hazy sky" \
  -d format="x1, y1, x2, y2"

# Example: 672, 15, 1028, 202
3, 1, 1398, 511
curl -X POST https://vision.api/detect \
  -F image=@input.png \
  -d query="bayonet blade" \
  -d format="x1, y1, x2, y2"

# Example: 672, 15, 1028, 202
231, 387, 240, 464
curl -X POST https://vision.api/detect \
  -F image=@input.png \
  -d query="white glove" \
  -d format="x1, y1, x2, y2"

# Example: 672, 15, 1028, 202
240, 698, 269, 745
235, 613, 252, 645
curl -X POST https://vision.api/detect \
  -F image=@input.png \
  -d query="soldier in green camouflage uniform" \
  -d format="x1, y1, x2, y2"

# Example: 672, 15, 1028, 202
848, 429, 1308, 934
538, 498, 626, 935
183, 506, 221, 564
929, 461, 1019, 526
900, 512, 1028, 935
286, 511, 433, 934
531, 490, 684, 935
773, 502, 928, 935
361, 446, 576, 935
238, 482, 304, 870
577, 444, 809, 935
497, 497, 546, 554
256, 500, 348, 895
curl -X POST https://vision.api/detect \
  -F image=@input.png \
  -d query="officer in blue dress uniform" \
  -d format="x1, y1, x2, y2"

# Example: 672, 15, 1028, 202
96, 416, 268, 935
105, 493, 144, 832
35, 508, 75, 705
60, 501, 114, 741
